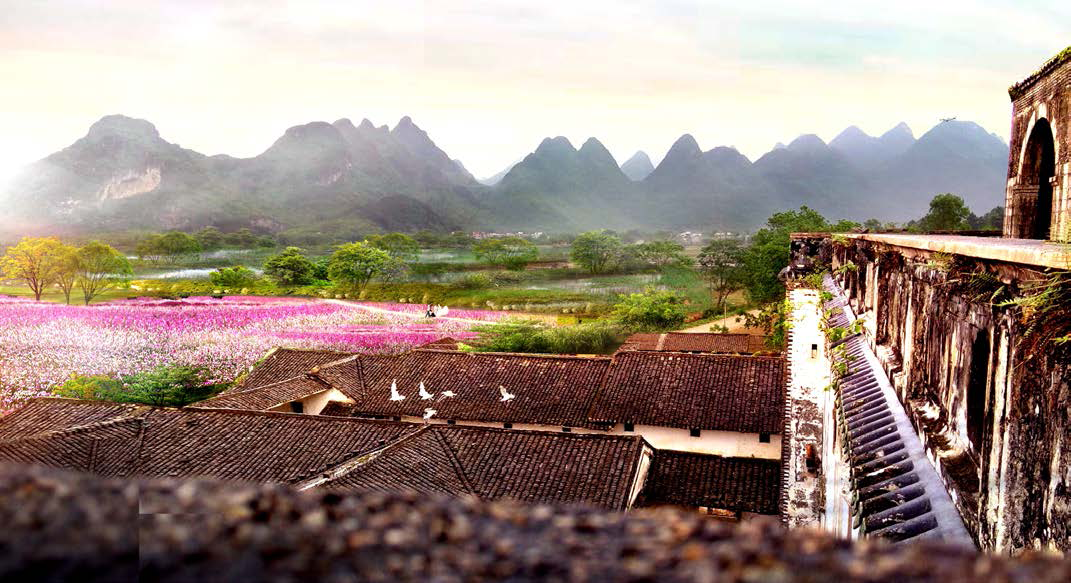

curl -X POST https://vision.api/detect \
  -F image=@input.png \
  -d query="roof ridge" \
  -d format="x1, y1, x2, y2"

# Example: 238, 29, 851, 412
0, 414, 146, 445
306, 425, 431, 487
190, 375, 332, 409
409, 349, 613, 362
429, 427, 477, 495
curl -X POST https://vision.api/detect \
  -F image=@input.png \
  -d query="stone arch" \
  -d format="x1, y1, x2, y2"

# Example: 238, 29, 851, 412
1012, 118, 1057, 239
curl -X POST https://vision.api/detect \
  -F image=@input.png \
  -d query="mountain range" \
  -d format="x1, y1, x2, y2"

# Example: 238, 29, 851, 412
0, 114, 1009, 239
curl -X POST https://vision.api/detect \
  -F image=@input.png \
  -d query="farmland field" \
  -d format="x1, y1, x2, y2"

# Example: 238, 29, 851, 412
0, 295, 502, 411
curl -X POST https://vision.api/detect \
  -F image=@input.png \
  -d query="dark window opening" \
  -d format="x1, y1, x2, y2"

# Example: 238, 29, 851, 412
392, 416, 401, 422
447, 419, 456, 425
503, 422, 513, 429
562, 427, 572, 433
966, 330, 991, 451
289, 401, 304, 414
759, 432, 771, 443
689, 428, 701, 438
811, 344, 818, 358
624, 422, 635, 432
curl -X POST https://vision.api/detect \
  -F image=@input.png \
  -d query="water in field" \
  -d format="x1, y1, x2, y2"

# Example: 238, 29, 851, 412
141, 267, 264, 280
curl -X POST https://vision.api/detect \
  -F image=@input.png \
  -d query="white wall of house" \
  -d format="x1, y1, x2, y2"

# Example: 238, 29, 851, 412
607, 424, 780, 459
627, 445, 654, 508
268, 388, 354, 415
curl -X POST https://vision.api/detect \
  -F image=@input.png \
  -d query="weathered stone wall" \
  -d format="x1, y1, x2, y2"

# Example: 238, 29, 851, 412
1005, 47, 1070, 241
829, 238, 1071, 553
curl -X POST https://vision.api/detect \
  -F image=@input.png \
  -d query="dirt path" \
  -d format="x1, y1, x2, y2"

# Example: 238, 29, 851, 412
677, 309, 763, 334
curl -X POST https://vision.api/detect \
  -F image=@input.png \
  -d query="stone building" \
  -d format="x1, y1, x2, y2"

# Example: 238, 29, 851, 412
1005, 47, 1070, 240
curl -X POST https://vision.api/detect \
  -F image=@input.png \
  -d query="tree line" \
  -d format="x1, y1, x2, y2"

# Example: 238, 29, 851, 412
0, 238, 131, 304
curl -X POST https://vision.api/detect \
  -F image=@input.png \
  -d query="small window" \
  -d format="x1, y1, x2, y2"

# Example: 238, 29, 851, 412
811, 344, 818, 358
392, 416, 401, 422
624, 422, 635, 432
562, 427, 572, 433
289, 401, 304, 414
447, 419, 456, 425
503, 422, 513, 429
759, 432, 771, 443
689, 428, 701, 438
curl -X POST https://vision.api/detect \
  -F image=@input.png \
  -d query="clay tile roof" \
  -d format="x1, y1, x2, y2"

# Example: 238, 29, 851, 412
591, 351, 786, 433
191, 376, 336, 411
318, 402, 357, 417
0, 398, 147, 440
433, 426, 645, 509
416, 337, 462, 351
234, 348, 356, 391
340, 350, 612, 427
638, 451, 781, 515
318, 428, 474, 497
620, 333, 768, 354
0, 400, 419, 484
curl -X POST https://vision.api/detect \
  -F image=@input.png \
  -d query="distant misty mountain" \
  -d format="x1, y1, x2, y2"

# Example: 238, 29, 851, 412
620, 151, 654, 181
0, 116, 1008, 238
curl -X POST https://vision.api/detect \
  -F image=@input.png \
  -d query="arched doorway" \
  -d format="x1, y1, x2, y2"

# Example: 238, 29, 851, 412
1020, 119, 1056, 239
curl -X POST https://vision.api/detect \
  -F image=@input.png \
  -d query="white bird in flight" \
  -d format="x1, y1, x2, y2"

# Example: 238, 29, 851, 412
418, 381, 434, 400
389, 379, 405, 401
423, 408, 437, 420
440, 390, 457, 398
499, 385, 515, 402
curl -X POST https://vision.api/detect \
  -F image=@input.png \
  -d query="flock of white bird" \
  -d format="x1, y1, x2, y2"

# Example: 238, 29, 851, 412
387, 379, 516, 422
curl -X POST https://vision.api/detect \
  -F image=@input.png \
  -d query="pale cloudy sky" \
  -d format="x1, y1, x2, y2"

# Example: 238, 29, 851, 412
0, 0, 1068, 185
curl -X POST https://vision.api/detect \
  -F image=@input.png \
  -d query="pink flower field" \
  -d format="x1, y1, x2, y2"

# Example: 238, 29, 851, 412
0, 295, 504, 412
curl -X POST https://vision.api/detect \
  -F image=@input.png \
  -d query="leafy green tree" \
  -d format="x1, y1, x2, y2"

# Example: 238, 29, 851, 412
741, 206, 832, 304
209, 266, 257, 288
53, 243, 81, 304
366, 233, 420, 261
570, 230, 623, 274
918, 193, 971, 231
612, 289, 687, 331
328, 242, 392, 293
75, 241, 132, 305
697, 238, 747, 313
631, 240, 691, 269
311, 257, 331, 281
226, 228, 257, 247
473, 236, 539, 270
968, 206, 1004, 231
263, 247, 315, 285
0, 237, 70, 300
195, 226, 225, 250
136, 232, 201, 264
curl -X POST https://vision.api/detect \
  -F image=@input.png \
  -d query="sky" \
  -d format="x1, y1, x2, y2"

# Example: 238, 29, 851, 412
0, 0, 1068, 186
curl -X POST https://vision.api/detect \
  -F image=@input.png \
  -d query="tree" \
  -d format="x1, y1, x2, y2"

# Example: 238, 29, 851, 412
0, 237, 69, 301
209, 266, 257, 288
612, 289, 687, 331
697, 238, 747, 313
136, 231, 201, 264
473, 236, 539, 270
54, 244, 81, 304
366, 233, 420, 261
75, 241, 132, 305
195, 226, 225, 250
631, 240, 691, 269
741, 206, 832, 304
263, 247, 315, 285
918, 193, 971, 231
226, 228, 257, 247
327, 242, 392, 293
969, 206, 1004, 231
570, 230, 622, 274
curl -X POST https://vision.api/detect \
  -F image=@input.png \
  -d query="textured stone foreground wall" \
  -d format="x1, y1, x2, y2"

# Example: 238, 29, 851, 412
1, 463, 1069, 582
829, 238, 1071, 553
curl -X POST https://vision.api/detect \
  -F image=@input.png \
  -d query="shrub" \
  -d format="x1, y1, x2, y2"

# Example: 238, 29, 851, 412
611, 289, 687, 332
453, 273, 494, 290
209, 266, 257, 288
469, 318, 621, 354
54, 364, 227, 407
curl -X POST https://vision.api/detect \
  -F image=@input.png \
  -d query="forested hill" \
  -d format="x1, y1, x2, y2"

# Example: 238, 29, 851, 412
0, 115, 1007, 239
